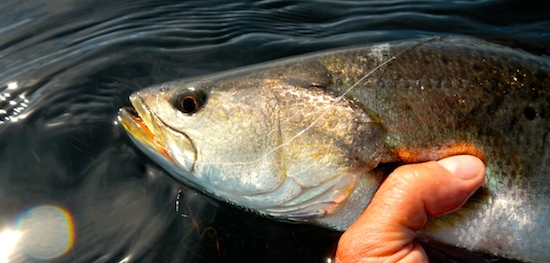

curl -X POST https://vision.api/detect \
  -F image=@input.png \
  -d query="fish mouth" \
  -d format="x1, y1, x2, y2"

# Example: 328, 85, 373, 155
118, 106, 173, 161
118, 94, 198, 174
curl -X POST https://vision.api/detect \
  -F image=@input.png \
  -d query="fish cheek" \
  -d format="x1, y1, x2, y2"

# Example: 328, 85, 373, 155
163, 128, 197, 173
189, 90, 288, 196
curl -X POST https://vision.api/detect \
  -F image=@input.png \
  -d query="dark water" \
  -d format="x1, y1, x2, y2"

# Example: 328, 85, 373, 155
0, 1, 548, 262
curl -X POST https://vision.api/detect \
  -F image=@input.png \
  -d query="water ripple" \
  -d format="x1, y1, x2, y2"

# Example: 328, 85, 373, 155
0, 1, 548, 262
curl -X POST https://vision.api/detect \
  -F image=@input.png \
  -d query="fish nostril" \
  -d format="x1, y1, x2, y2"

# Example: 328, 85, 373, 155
125, 107, 138, 117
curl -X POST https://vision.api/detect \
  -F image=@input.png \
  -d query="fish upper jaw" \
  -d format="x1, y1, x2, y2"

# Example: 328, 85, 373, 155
118, 92, 197, 174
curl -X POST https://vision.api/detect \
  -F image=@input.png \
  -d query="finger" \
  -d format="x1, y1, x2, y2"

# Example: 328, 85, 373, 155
335, 155, 485, 263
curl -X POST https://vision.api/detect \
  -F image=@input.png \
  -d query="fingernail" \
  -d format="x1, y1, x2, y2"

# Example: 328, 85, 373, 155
437, 155, 484, 180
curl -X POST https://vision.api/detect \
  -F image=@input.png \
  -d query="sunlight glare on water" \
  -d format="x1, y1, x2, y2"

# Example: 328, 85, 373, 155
0, 0, 548, 262
13, 206, 74, 261
0, 229, 20, 263
0, 81, 30, 124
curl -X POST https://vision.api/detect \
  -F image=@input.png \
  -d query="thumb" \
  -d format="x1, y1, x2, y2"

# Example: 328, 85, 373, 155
335, 155, 485, 263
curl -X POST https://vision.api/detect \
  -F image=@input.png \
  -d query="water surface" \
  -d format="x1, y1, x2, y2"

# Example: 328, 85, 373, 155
0, 1, 549, 262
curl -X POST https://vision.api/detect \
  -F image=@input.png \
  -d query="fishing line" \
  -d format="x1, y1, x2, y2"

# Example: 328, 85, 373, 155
158, 37, 444, 166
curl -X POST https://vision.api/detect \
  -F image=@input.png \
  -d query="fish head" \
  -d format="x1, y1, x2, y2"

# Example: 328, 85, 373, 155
118, 72, 386, 221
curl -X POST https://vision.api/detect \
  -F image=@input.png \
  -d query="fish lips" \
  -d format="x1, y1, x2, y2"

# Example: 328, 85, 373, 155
118, 95, 197, 174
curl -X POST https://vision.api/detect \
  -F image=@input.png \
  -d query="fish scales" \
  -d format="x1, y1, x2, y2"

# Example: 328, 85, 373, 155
316, 37, 550, 261
118, 37, 550, 262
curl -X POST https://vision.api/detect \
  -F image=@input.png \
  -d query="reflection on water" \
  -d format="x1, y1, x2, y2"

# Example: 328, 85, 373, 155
0, 229, 20, 262
0, 82, 30, 124
11, 206, 74, 260
0, 0, 548, 262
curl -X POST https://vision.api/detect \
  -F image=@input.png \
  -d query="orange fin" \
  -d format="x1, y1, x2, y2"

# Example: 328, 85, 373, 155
381, 142, 486, 164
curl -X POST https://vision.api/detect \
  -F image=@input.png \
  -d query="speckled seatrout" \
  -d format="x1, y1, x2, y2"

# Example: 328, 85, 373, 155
118, 37, 549, 262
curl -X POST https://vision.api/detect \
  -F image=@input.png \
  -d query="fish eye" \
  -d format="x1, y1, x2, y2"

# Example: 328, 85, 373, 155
174, 89, 207, 114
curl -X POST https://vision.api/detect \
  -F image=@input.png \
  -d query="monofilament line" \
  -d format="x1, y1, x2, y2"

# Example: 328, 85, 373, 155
165, 37, 442, 166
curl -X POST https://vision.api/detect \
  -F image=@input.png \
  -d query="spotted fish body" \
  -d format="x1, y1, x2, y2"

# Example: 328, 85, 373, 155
118, 37, 550, 262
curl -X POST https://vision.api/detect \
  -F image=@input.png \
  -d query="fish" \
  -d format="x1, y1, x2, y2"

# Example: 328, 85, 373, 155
118, 36, 550, 262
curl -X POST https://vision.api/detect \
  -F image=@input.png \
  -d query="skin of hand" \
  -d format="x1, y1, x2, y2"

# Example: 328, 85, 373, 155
335, 155, 486, 263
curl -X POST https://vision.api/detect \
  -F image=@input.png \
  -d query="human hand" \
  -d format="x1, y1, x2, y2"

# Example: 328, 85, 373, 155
335, 155, 486, 263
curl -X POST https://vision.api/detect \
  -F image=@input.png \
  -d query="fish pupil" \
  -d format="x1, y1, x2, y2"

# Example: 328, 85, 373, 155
181, 96, 200, 113
183, 97, 196, 111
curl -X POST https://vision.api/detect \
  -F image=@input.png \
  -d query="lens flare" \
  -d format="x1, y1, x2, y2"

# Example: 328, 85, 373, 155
0, 229, 21, 263
15, 206, 74, 260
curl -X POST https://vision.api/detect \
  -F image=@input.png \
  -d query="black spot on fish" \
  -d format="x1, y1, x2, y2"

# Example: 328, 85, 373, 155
440, 55, 449, 65
523, 106, 536, 120
472, 63, 481, 72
